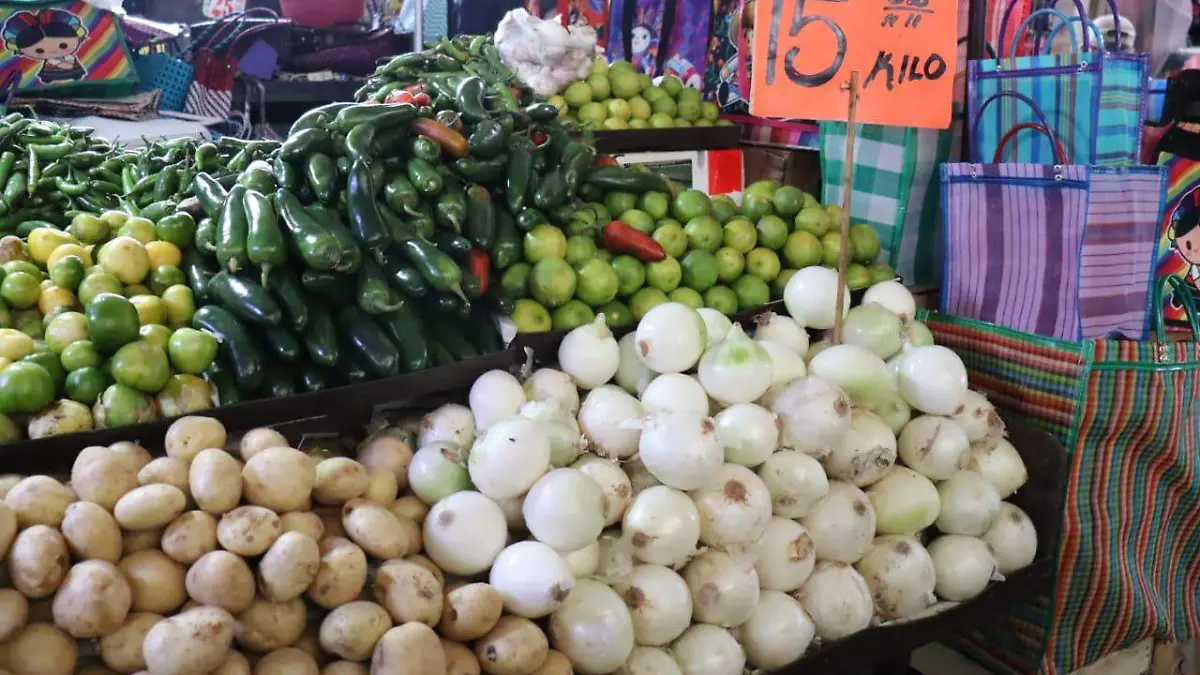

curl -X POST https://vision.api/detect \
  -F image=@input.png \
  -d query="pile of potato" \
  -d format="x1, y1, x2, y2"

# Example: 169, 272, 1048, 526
0, 416, 567, 675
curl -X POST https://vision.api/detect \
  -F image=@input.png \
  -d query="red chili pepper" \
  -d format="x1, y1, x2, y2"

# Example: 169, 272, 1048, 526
601, 221, 666, 262
385, 90, 416, 105
593, 155, 620, 168
466, 249, 490, 295
531, 130, 550, 146
413, 92, 432, 107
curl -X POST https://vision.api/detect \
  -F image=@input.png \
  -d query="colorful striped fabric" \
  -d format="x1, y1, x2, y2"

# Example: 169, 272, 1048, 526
922, 311, 1200, 675
0, 1, 137, 97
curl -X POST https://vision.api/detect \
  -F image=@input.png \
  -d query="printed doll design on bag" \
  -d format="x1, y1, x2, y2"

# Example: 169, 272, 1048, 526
606, 0, 710, 86
3, 9, 88, 85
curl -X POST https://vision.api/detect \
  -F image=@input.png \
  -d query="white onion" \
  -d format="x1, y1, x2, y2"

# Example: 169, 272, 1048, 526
418, 403, 475, 450
866, 467, 941, 534
408, 443, 470, 505
714, 403, 779, 468
862, 280, 917, 322
490, 540, 576, 617
468, 416, 551, 499
573, 455, 634, 526
809, 344, 898, 411
784, 266, 849, 330
756, 450, 829, 518
698, 325, 773, 405
671, 624, 745, 675
682, 550, 760, 627
735, 590, 815, 669
550, 579, 637, 675
580, 386, 645, 460
560, 315, 622, 389
622, 486, 701, 568
794, 561, 873, 640
636, 303, 708, 374
770, 377, 852, 457
423, 491, 507, 575
952, 390, 1005, 445
637, 411, 722, 491
625, 455, 662, 495
521, 400, 586, 467
690, 464, 772, 546
897, 415, 970, 480
822, 410, 896, 487
620, 564, 692, 646
967, 438, 1028, 498
758, 340, 807, 389
564, 540, 601, 577
800, 481, 875, 563
854, 535, 936, 619
697, 309, 732, 345
754, 517, 815, 592
620, 647, 683, 675
524, 367, 581, 414
806, 339, 831, 362
893, 346, 969, 415
935, 470, 1001, 536
598, 532, 637, 582
524, 468, 607, 552
754, 312, 810, 355
870, 390, 913, 435
841, 305, 904, 360
495, 495, 526, 530
640, 374, 710, 416
902, 320, 935, 350
982, 503, 1038, 574
470, 369, 526, 432
927, 535, 1001, 601
617, 332, 658, 397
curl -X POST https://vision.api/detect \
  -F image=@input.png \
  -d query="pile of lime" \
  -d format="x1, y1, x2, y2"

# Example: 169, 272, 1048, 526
551, 58, 732, 131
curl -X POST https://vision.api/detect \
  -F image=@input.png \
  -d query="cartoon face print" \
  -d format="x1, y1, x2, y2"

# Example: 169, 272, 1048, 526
1175, 220, 1200, 266
1171, 186, 1200, 270
22, 34, 80, 61
631, 25, 652, 56
3, 9, 89, 84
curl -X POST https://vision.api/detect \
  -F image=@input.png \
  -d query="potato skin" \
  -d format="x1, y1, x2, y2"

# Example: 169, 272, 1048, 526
5, 475, 73, 528
318, 601, 393, 662
161, 511, 218, 565
307, 537, 368, 609
474, 616, 549, 675
189, 449, 243, 515
185, 550, 256, 614
438, 583, 504, 642
356, 435, 414, 490
279, 512, 324, 540
51, 560, 133, 638
239, 427, 289, 462
341, 500, 414, 560
60, 501, 123, 563
5, 622, 78, 675
313, 458, 370, 505
164, 416, 228, 464
72, 447, 138, 510
142, 606, 236, 675
108, 441, 153, 472
99, 612, 162, 673
217, 506, 282, 557
242, 447, 315, 513
9, 525, 69, 598
210, 650, 252, 675
370, 623, 445, 675
117, 550, 187, 615
0, 500, 18, 560
137, 457, 190, 492
234, 597, 307, 652
257, 532, 320, 602
373, 559, 443, 626
253, 648, 319, 675
0, 588, 29, 641
114, 485, 187, 531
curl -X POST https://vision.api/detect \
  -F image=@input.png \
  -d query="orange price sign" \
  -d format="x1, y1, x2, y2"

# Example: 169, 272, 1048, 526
750, 0, 959, 129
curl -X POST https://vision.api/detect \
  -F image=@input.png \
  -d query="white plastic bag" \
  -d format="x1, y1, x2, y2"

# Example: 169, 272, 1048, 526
495, 8, 596, 97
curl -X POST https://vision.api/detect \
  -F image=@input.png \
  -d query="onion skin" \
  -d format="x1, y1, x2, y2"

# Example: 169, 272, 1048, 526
854, 535, 936, 620
927, 535, 1000, 602
800, 482, 876, 564
794, 561, 873, 641
982, 503, 1038, 575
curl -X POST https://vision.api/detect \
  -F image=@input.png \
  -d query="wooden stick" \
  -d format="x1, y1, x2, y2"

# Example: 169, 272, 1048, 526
832, 71, 860, 345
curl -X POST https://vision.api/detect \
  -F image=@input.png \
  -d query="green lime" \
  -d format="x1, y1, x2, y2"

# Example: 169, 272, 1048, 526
783, 231, 824, 268
110, 340, 170, 394
77, 273, 123, 306
2, 261, 40, 279
501, 263, 532, 298
129, 295, 167, 327
773, 269, 798, 299
138, 324, 172, 350
611, 255, 646, 297
154, 213, 196, 248
700, 101, 721, 122
99, 210, 129, 230
771, 186, 808, 218
704, 285, 739, 315
529, 258, 577, 309
512, 298, 553, 333
668, 287, 703, 309
0, 301, 11, 330
579, 102, 607, 127
595, 249, 613, 263
711, 196, 739, 224
168, 327, 219, 375
575, 259, 620, 307
1, 272, 40, 309
741, 193, 774, 221
639, 192, 670, 220
0, 327, 32, 361
723, 218, 758, 253
552, 300, 596, 331
602, 118, 630, 131
684, 216, 724, 253
849, 223, 883, 263
826, 204, 845, 224
0, 361, 54, 414
648, 113, 675, 129
672, 189, 712, 222
745, 180, 780, 200
651, 97, 677, 118
60, 340, 100, 371
588, 203, 612, 225
643, 255, 681, 293
85, 293, 140, 355
746, 248, 782, 282
117, 218, 156, 245
97, 383, 157, 428
846, 263, 872, 289
676, 99, 702, 122
868, 262, 898, 284
756, 216, 790, 250
597, 300, 634, 328
714, 247, 745, 283
620, 209, 656, 235
524, 225, 568, 263
643, 85, 668, 102
629, 96, 652, 121
607, 59, 631, 75
794, 207, 832, 237
564, 81, 594, 107
149, 265, 186, 296
44, 311, 87, 353
605, 191, 638, 217
681, 249, 720, 292
587, 73, 611, 100
652, 224, 688, 258
629, 287, 669, 321
15, 309, 42, 340
161, 285, 195, 329
606, 99, 632, 121
821, 232, 853, 268
732, 274, 771, 311
660, 75, 684, 98
68, 213, 109, 245
50, 255, 86, 291
65, 366, 110, 405
566, 235, 598, 267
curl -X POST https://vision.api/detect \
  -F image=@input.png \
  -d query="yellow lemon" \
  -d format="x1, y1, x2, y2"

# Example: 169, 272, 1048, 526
36, 286, 77, 317
144, 241, 182, 269
46, 243, 93, 269
27, 228, 77, 265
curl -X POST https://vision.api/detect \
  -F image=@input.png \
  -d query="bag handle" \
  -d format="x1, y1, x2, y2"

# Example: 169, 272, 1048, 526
1156, 275, 1200, 344
193, 8, 274, 51
1042, 16, 1104, 55
622, 0, 634, 68
993, 122, 1066, 163
205, 8, 281, 54
972, 91, 1062, 162
1007, 8, 1079, 57
997, 0, 1124, 56
656, 0, 678, 76
736, 0, 750, 103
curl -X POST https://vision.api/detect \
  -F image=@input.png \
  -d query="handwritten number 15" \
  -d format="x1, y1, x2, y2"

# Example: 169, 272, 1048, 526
765, 0, 848, 88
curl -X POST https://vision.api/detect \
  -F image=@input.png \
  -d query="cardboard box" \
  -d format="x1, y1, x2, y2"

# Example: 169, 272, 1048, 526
742, 146, 821, 196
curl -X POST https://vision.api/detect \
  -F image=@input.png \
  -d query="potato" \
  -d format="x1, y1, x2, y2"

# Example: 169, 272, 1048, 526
356, 435, 413, 490
341, 500, 416, 560
235, 597, 307, 652
444, 639, 482, 675
6, 623, 77, 675
0, 500, 16, 559
373, 559, 443, 626
314, 508, 347, 539
313, 458, 369, 505
72, 447, 138, 511
438, 583, 504, 642
165, 416, 228, 464
50, 560, 132, 638
210, 650, 252, 675
217, 506, 282, 557
143, 606, 235, 675
5, 475, 72, 528
137, 457, 191, 492
99, 612, 162, 673
61, 501, 122, 562
371, 623, 444, 675
307, 537, 368, 609
189, 449, 242, 515
118, 550, 186, 614
530, 650, 572, 675
406, 555, 441, 586
323, 662, 369, 675
361, 469, 398, 506
475, 616, 549, 675
253, 648, 318, 675
279, 512, 324, 540
121, 528, 163, 554
242, 448, 314, 513
108, 441, 153, 472
0, 473, 22, 499
0, 588, 28, 641
388, 496, 428, 524
257, 532, 320, 602
318, 601, 392, 661
161, 511, 218, 565
114, 485, 186, 531
9, 525, 69, 598
185, 551, 255, 614
239, 428, 289, 463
